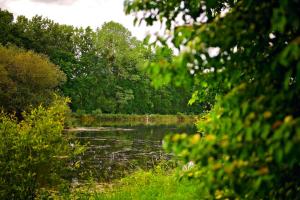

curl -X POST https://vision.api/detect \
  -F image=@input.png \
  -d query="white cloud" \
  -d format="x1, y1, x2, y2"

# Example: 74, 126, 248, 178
31, 0, 77, 5
0, 0, 160, 40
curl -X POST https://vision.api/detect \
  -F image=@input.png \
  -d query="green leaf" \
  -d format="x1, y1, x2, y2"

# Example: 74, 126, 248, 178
188, 91, 199, 105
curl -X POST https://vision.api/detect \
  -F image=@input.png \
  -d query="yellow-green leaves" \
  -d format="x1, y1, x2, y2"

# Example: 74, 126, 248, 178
0, 45, 66, 113
126, 0, 300, 198
0, 98, 84, 199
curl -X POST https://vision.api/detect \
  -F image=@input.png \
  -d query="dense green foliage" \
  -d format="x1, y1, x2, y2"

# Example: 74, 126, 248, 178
0, 7, 204, 199
0, 9, 202, 114
0, 45, 66, 114
125, 0, 300, 198
2, 0, 299, 198
0, 96, 84, 199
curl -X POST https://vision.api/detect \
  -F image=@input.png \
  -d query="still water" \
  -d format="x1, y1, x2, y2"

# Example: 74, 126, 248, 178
73, 125, 196, 182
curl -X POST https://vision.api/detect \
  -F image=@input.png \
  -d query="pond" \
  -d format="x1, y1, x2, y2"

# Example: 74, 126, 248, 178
71, 125, 196, 182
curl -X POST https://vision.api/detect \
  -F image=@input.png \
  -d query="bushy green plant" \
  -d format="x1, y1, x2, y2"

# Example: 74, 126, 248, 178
0, 45, 66, 114
0, 96, 84, 199
126, 0, 300, 198
165, 85, 300, 198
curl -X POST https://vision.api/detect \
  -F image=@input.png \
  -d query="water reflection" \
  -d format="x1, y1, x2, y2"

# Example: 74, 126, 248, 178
74, 125, 196, 182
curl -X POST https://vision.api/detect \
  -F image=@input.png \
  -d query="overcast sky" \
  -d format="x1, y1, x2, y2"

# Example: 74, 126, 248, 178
0, 0, 160, 40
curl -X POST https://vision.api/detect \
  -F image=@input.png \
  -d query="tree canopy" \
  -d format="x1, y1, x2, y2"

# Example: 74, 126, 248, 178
0, 45, 66, 114
0, 9, 203, 114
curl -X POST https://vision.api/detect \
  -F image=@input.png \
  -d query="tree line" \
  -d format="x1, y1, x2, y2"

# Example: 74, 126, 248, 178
0, 9, 202, 115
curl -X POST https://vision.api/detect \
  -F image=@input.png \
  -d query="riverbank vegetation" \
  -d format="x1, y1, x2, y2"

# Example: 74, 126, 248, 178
1, 0, 300, 199
69, 113, 197, 127
125, 0, 300, 199
38, 164, 204, 200
0, 96, 84, 199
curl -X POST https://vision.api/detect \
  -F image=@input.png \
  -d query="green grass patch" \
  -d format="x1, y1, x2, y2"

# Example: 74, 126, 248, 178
42, 166, 206, 200
96, 168, 202, 200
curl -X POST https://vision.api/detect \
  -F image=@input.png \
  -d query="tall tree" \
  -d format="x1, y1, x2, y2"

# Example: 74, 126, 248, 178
0, 45, 66, 114
0, 9, 202, 115
93, 22, 150, 113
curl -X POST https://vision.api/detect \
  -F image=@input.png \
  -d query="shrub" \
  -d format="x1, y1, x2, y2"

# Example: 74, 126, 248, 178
0, 45, 66, 114
0, 96, 84, 199
165, 85, 300, 198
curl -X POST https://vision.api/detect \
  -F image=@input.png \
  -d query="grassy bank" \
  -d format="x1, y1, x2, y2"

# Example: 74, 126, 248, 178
42, 166, 205, 200
68, 114, 197, 127
95, 169, 203, 200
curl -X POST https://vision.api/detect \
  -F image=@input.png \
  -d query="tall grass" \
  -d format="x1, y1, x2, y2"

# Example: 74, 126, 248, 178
95, 168, 204, 200
69, 114, 197, 127
48, 165, 206, 200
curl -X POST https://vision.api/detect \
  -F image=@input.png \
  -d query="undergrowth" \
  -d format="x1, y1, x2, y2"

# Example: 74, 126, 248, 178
41, 165, 206, 200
